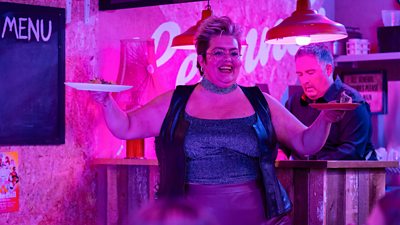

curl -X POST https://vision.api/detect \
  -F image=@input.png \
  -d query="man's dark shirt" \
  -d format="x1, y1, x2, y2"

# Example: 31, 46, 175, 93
284, 78, 377, 160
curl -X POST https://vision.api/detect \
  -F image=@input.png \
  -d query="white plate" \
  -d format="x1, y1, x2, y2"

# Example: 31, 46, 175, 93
309, 103, 360, 110
65, 82, 132, 92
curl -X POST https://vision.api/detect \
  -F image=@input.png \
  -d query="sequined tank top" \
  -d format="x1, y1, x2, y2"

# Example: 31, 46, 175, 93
184, 112, 260, 184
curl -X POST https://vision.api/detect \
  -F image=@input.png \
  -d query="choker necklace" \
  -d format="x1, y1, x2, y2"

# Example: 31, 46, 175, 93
200, 77, 238, 94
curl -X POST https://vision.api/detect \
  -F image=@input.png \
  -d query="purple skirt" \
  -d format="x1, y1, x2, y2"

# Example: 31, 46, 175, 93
185, 181, 267, 225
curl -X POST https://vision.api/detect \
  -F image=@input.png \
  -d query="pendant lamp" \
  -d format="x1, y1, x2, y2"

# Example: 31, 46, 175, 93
171, 1, 212, 49
265, 0, 348, 45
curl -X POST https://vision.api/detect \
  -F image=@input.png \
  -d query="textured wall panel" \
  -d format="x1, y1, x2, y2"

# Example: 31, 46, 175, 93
0, 0, 98, 224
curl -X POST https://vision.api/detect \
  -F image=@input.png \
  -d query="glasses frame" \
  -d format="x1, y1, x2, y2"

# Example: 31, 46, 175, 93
205, 48, 242, 61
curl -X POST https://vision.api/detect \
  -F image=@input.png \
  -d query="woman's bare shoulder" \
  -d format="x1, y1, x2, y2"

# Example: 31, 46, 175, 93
262, 92, 282, 108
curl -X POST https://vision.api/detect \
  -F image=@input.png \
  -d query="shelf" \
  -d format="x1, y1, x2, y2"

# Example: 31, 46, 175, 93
335, 52, 400, 62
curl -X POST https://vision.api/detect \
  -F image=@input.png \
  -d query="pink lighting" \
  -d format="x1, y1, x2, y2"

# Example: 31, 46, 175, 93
96, 2, 344, 161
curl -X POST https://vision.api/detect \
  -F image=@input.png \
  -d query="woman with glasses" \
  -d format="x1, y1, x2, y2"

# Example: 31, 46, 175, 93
92, 16, 344, 225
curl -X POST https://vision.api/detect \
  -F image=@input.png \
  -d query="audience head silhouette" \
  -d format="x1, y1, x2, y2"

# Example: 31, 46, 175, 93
131, 198, 219, 225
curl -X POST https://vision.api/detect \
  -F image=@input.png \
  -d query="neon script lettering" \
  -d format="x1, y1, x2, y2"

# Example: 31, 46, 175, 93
152, 21, 299, 85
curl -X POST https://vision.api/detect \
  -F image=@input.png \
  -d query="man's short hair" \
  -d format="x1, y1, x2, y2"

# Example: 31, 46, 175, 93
295, 43, 334, 66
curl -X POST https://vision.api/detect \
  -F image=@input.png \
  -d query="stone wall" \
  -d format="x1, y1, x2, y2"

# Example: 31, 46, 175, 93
0, 0, 99, 224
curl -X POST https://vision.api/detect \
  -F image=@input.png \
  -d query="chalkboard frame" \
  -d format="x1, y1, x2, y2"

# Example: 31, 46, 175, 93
99, 0, 205, 10
0, 2, 65, 145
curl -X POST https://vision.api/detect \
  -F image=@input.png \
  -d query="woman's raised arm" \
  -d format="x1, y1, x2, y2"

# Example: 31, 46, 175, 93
263, 93, 343, 156
91, 90, 174, 140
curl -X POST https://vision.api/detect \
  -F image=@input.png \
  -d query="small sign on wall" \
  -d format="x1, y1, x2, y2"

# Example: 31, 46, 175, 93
342, 71, 388, 114
0, 152, 19, 213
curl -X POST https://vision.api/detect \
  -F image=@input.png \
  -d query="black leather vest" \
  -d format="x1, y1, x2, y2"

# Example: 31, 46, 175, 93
155, 84, 292, 219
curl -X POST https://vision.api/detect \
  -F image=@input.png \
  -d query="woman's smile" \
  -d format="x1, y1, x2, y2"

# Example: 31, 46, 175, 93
200, 35, 242, 88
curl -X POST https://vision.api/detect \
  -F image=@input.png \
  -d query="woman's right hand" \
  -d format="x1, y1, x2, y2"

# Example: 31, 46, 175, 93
90, 91, 111, 107
320, 109, 345, 123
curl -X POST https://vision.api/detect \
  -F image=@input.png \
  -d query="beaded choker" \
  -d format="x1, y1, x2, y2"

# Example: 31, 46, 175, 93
200, 77, 238, 94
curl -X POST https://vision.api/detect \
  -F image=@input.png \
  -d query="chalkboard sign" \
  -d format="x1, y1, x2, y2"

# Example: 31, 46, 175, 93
342, 70, 388, 114
0, 3, 65, 145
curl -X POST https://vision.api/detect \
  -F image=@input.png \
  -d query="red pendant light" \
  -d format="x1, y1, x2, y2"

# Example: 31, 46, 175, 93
171, 1, 212, 50
265, 0, 348, 45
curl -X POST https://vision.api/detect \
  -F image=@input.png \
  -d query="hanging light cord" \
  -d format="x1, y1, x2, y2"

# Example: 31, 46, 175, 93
206, 0, 211, 10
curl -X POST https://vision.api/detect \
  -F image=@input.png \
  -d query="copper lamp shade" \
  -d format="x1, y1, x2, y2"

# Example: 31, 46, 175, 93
171, 7, 212, 49
265, 0, 348, 45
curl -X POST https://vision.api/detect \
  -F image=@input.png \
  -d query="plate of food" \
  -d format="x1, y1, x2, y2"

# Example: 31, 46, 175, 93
309, 103, 360, 110
65, 79, 132, 92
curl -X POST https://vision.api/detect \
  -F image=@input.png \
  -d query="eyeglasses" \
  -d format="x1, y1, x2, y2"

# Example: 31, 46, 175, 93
206, 49, 241, 61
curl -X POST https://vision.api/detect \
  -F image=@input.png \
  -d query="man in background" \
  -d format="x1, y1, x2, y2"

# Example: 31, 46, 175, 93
282, 43, 376, 160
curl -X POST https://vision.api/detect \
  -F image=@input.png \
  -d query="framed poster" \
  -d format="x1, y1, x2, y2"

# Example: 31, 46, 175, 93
341, 70, 388, 114
99, 0, 205, 10
0, 2, 65, 145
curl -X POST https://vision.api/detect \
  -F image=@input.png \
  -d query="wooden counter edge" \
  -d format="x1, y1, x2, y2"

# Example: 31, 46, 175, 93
91, 158, 398, 168
92, 158, 158, 166
275, 160, 399, 169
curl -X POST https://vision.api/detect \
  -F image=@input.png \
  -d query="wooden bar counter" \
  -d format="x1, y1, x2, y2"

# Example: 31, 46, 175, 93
93, 159, 398, 225
93, 158, 159, 225
275, 160, 398, 225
